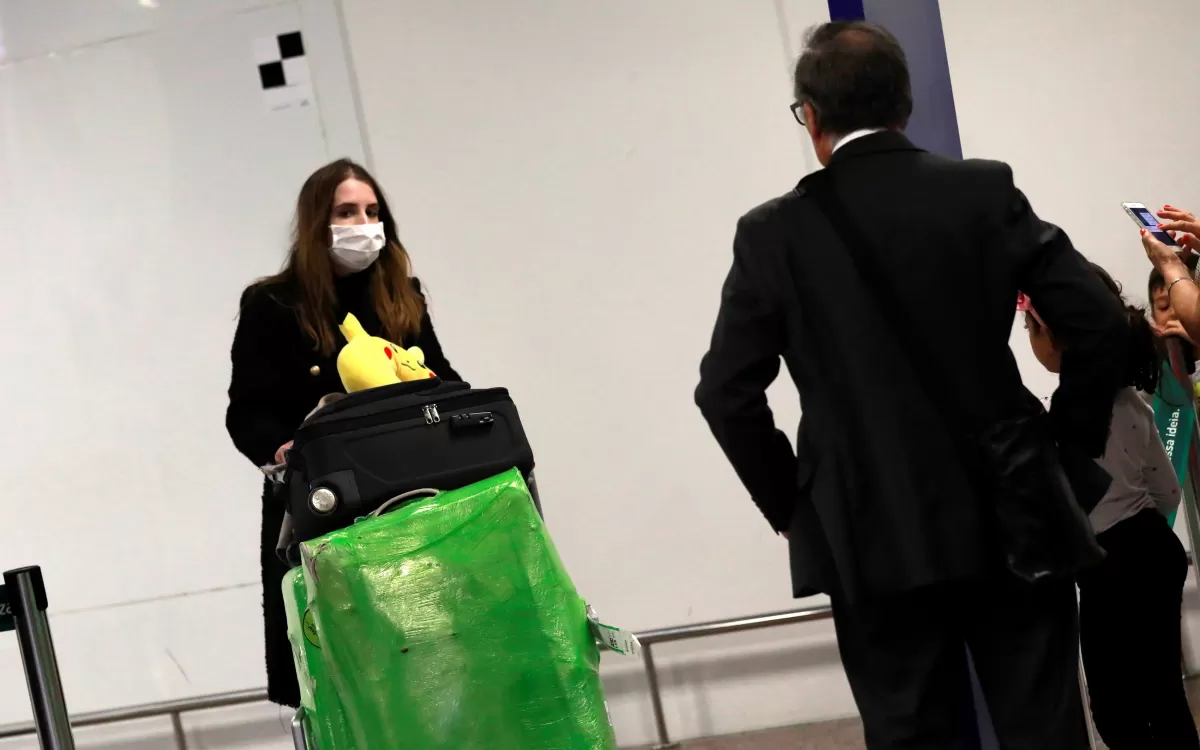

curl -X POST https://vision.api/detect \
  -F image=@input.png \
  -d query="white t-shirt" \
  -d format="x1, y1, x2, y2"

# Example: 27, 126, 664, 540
1089, 388, 1181, 534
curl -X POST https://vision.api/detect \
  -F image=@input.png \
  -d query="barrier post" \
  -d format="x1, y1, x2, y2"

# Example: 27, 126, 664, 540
2, 566, 75, 749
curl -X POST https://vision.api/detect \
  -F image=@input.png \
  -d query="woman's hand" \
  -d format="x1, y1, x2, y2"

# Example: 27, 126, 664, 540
1157, 205, 1200, 254
1141, 228, 1190, 276
274, 440, 294, 465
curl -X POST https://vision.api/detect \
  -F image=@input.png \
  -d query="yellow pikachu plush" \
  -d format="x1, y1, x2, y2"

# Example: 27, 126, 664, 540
337, 313, 436, 393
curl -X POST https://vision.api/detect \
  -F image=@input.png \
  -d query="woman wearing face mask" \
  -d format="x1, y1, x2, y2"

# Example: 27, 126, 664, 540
226, 158, 459, 707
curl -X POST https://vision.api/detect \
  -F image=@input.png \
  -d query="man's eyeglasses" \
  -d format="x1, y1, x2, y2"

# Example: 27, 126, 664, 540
790, 101, 807, 126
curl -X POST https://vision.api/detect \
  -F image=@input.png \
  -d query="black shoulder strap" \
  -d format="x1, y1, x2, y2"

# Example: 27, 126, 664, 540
802, 170, 964, 427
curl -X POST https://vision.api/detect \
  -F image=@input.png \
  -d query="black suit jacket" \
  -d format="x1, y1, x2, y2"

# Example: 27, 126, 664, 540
696, 132, 1127, 602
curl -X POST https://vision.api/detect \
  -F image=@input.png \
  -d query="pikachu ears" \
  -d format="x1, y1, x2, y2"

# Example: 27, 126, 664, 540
339, 313, 368, 343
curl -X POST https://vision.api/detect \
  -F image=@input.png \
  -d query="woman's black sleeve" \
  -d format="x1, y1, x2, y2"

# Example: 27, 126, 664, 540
226, 288, 296, 467
412, 278, 462, 382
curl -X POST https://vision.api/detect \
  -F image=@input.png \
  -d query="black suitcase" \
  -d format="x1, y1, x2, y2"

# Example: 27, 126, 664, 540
285, 378, 534, 543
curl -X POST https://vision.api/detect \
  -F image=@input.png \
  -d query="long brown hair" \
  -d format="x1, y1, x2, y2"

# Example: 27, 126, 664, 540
253, 159, 424, 355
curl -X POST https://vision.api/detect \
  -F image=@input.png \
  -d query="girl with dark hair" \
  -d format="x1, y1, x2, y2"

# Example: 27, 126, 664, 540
1021, 263, 1198, 749
226, 159, 460, 706
1150, 266, 1196, 345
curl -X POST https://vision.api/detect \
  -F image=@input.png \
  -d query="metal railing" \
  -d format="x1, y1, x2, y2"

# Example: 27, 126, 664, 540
0, 688, 269, 746
637, 604, 834, 747
0, 604, 835, 749
1, 594, 1188, 749
6, 550, 1199, 747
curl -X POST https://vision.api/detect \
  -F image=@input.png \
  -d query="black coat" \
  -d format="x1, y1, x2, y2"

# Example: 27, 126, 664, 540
696, 132, 1127, 604
225, 269, 459, 706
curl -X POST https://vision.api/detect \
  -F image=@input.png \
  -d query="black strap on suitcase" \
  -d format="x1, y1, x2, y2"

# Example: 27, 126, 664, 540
284, 378, 535, 545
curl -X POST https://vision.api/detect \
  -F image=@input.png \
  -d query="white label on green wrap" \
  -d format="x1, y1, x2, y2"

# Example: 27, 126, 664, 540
592, 621, 640, 657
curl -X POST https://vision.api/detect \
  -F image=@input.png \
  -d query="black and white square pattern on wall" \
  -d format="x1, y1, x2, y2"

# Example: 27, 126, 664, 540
253, 31, 312, 110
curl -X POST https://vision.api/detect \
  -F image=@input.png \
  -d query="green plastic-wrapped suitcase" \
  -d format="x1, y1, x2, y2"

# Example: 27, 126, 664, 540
285, 468, 617, 749
283, 566, 352, 749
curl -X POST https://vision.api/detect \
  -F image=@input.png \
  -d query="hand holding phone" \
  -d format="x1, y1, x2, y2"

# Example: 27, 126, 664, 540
1157, 206, 1200, 257
1122, 202, 1178, 247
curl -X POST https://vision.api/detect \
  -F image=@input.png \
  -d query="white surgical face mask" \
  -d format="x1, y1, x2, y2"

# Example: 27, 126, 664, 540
329, 222, 385, 273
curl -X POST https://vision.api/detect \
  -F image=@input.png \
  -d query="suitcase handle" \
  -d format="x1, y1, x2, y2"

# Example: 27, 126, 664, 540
369, 488, 440, 517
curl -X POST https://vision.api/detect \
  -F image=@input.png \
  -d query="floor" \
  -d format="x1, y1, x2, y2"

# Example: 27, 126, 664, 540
630, 679, 1200, 749
632, 717, 864, 749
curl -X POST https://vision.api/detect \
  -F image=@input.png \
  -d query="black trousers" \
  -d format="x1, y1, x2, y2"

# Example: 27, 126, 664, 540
1078, 509, 1198, 750
260, 480, 301, 708
832, 574, 1088, 750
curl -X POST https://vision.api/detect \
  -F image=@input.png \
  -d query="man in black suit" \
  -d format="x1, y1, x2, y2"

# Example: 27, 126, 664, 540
695, 22, 1127, 750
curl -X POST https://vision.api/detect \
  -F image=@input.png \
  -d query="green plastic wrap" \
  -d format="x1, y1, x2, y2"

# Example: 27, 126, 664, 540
297, 469, 617, 749
283, 567, 353, 749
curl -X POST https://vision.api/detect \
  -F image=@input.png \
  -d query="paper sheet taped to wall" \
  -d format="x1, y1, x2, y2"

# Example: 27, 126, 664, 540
253, 31, 312, 111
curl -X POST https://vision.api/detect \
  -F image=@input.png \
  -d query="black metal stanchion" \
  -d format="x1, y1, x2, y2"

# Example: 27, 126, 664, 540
2, 566, 75, 749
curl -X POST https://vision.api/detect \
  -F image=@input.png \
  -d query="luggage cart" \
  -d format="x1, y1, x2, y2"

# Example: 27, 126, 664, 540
291, 708, 310, 749
2, 566, 75, 749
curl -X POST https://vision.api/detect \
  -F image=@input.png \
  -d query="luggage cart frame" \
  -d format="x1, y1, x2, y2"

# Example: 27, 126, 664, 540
291, 708, 310, 749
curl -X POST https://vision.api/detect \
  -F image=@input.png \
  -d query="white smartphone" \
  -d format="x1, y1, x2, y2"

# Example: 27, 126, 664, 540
1122, 202, 1178, 246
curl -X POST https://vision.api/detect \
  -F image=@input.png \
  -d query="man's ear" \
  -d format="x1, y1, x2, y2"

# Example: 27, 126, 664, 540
803, 101, 820, 138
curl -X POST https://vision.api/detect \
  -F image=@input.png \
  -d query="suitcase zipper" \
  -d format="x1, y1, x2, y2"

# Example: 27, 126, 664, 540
315, 379, 469, 417
295, 391, 506, 444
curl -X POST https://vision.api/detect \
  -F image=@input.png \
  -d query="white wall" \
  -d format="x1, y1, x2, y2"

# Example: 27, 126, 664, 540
339, 0, 1200, 744
7, 1, 1200, 747
338, 0, 856, 745
0, 0, 365, 747
0, 0, 857, 746
941, 0, 1200, 397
